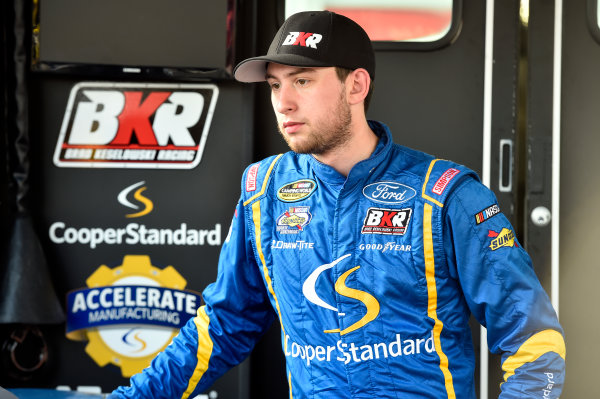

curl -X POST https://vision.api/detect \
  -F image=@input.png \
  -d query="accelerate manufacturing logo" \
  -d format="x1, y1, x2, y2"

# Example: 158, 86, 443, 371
54, 82, 218, 169
66, 255, 202, 377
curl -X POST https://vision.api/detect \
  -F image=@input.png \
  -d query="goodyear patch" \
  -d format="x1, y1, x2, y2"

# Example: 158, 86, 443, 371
277, 179, 317, 202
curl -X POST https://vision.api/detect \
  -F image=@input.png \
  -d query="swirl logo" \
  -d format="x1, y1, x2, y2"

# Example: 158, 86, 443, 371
118, 181, 154, 218
302, 254, 380, 336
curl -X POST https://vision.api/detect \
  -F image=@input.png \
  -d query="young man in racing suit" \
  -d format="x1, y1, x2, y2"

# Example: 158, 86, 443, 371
111, 11, 565, 398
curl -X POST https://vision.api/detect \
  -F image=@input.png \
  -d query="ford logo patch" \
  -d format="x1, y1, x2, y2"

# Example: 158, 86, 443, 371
362, 181, 417, 204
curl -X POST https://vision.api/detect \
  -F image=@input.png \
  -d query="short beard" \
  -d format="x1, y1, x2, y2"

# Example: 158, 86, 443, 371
278, 91, 352, 155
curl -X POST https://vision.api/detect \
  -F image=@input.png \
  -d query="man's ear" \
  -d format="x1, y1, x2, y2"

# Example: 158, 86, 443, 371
346, 68, 371, 106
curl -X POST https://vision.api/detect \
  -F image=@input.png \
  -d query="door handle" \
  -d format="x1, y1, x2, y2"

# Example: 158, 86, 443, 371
499, 139, 513, 192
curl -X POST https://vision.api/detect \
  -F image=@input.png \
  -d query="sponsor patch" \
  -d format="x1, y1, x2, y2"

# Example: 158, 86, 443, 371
246, 163, 260, 192
488, 228, 519, 250
271, 240, 315, 250
362, 208, 412, 235
54, 82, 218, 169
362, 181, 417, 204
277, 179, 317, 202
276, 206, 312, 234
432, 168, 460, 195
358, 242, 412, 253
475, 204, 501, 225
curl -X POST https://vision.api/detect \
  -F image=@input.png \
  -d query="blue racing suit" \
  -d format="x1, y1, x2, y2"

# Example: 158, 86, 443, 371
111, 120, 565, 398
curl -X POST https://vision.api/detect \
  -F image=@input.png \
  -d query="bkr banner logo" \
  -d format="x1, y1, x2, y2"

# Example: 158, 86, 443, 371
54, 82, 219, 169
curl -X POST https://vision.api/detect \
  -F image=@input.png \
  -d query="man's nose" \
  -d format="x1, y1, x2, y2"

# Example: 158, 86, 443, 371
274, 85, 296, 114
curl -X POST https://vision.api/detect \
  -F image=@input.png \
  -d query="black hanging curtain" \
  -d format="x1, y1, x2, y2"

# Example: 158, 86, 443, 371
0, 0, 64, 325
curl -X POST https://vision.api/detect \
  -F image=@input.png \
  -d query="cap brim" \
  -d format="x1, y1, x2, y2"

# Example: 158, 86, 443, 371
233, 54, 331, 83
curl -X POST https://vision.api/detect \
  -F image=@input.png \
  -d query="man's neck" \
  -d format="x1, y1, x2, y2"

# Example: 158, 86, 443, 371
313, 120, 378, 177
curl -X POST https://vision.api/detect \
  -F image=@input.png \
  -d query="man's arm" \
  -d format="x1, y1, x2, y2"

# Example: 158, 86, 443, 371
109, 196, 276, 398
444, 178, 565, 398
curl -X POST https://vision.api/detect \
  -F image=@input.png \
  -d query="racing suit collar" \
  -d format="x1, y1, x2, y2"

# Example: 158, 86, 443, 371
306, 120, 392, 188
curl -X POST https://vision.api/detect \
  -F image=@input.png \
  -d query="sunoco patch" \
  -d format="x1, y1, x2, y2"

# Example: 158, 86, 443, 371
488, 228, 518, 250
277, 179, 317, 202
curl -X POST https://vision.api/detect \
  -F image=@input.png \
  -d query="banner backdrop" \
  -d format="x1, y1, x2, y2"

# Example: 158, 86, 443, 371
29, 75, 254, 397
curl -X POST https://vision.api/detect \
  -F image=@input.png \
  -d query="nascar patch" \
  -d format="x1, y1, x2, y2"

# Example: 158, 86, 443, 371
277, 179, 317, 202
475, 204, 501, 225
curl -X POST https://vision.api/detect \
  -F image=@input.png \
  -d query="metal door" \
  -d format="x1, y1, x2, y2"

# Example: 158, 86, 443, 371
527, 0, 600, 396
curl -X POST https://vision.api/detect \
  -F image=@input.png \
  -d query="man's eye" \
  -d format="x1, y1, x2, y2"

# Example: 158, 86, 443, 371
297, 79, 308, 86
270, 82, 280, 90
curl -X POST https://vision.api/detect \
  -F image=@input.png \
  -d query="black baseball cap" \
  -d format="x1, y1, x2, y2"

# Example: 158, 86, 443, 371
234, 11, 375, 82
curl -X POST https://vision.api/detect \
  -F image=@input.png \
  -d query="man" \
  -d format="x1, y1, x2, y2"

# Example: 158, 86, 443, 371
111, 11, 565, 398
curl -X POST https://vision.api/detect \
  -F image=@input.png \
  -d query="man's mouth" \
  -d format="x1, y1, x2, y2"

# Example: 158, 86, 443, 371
282, 122, 303, 134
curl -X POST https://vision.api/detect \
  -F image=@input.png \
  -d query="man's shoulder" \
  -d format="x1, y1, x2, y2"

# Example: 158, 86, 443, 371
240, 152, 302, 204
399, 152, 480, 206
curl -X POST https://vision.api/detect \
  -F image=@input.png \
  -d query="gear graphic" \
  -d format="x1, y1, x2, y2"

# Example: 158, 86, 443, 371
83, 255, 187, 376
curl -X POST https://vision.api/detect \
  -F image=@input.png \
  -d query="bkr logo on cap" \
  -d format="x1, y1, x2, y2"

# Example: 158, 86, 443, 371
282, 32, 323, 49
